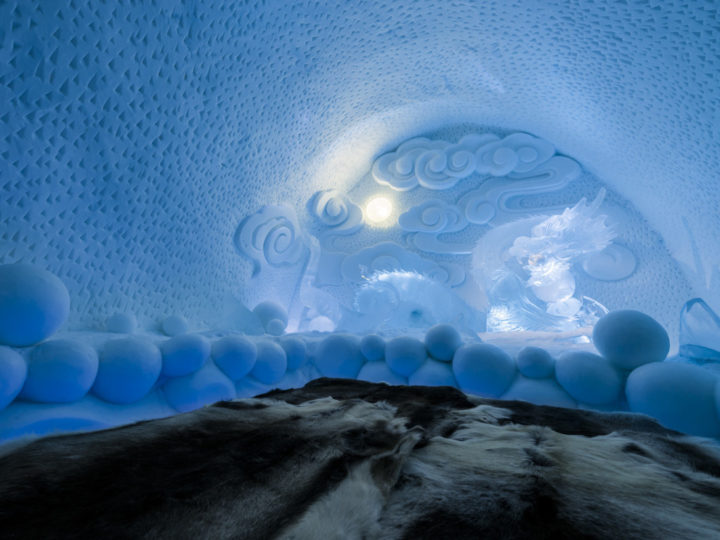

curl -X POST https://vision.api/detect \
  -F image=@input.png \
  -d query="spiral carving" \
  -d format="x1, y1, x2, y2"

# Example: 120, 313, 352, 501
475, 133, 554, 176
372, 138, 447, 192
234, 205, 308, 276
461, 193, 497, 225
309, 189, 363, 248
415, 149, 454, 190
311, 190, 363, 230
398, 200, 467, 233
372, 132, 557, 191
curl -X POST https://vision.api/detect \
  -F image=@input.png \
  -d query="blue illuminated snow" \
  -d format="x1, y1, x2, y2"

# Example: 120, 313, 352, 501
408, 359, 457, 388
160, 334, 211, 378
1, 272, 720, 442
452, 343, 516, 398
385, 336, 427, 378
424, 324, 462, 362
251, 341, 287, 385
265, 319, 286, 336
253, 301, 289, 335
163, 362, 236, 413
516, 347, 555, 379
0, 347, 27, 410
503, 376, 575, 409
92, 338, 162, 404
593, 310, 670, 370
626, 362, 720, 438
314, 334, 364, 379
359, 334, 386, 362
105, 313, 137, 334
555, 352, 622, 406
357, 362, 407, 386
212, 336, 257, 380
161, 315, 189, 337
0, 264, 70, 347
279, 337, 307, 371
21, 339, 98, 403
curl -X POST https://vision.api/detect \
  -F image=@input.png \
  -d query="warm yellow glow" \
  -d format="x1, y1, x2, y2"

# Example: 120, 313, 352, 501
365, 196, 393, 224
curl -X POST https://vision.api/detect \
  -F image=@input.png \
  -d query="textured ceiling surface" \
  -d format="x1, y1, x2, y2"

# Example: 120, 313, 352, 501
0, 0, 718, 329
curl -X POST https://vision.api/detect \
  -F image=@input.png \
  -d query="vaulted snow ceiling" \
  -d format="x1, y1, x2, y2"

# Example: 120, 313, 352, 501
1, 0, 718, 331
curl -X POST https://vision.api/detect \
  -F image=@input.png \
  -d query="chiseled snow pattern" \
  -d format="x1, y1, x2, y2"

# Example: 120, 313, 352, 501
0, 1, 718, 328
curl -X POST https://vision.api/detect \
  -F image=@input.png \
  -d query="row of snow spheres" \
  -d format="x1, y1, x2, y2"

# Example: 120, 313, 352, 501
1, 262, 720, 441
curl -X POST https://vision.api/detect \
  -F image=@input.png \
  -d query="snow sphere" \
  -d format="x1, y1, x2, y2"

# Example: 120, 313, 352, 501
516, 347, 555, 379
251, 340, 287, 384
212, 336, 257, 380
360, 334, 385, 362
253, 301, 288, 333
0, 346, 27, 410
424, 324, 462, 362
161, 315, 189, 337
593, 310, 670, 370
160, 334, 210, 378
93, 338, 162, 404
627, 362, 720, 438
0, 264, 70, 347
21, 339, 98, 403
409, 359, 457, 387
279, 337, 306, 371
452, 343, 516, 398
315, 334, 364, 379
386, 336, 426, 377
357, 362, 406, 385
163, 362, 236, 413
106, 312, 136, 334
502, 376, 576, 408
555, 351, 622, 405
235, 376, 274, 398
266, 319, 286, 336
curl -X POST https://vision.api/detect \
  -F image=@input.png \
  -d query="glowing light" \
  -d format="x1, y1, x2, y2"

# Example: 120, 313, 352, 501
365, 196, 393, 224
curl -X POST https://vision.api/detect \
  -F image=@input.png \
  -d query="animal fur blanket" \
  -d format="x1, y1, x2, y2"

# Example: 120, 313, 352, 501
2, 378, 720, 539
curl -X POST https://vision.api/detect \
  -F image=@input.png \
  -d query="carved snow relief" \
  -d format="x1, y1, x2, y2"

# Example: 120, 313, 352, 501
234, 205, 309, 276
233, 129, 636, 334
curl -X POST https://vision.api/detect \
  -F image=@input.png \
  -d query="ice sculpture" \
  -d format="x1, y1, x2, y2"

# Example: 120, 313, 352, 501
474, 190, 614, 333
508, 189, 613, 314
344, 270, 481, 334
679, 298, 720, 362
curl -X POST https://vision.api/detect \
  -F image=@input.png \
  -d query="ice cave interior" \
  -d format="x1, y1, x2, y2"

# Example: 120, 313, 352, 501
0, 0, 719, 442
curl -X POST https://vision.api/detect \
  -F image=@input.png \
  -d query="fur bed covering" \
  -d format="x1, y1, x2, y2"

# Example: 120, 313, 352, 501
2, 378, 720, 539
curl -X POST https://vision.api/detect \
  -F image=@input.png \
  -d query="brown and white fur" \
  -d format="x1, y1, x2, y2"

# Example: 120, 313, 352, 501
2, 378, 720, 539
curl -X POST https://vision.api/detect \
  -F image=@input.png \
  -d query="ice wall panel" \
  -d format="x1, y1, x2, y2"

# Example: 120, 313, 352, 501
1, 0, 717, 328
